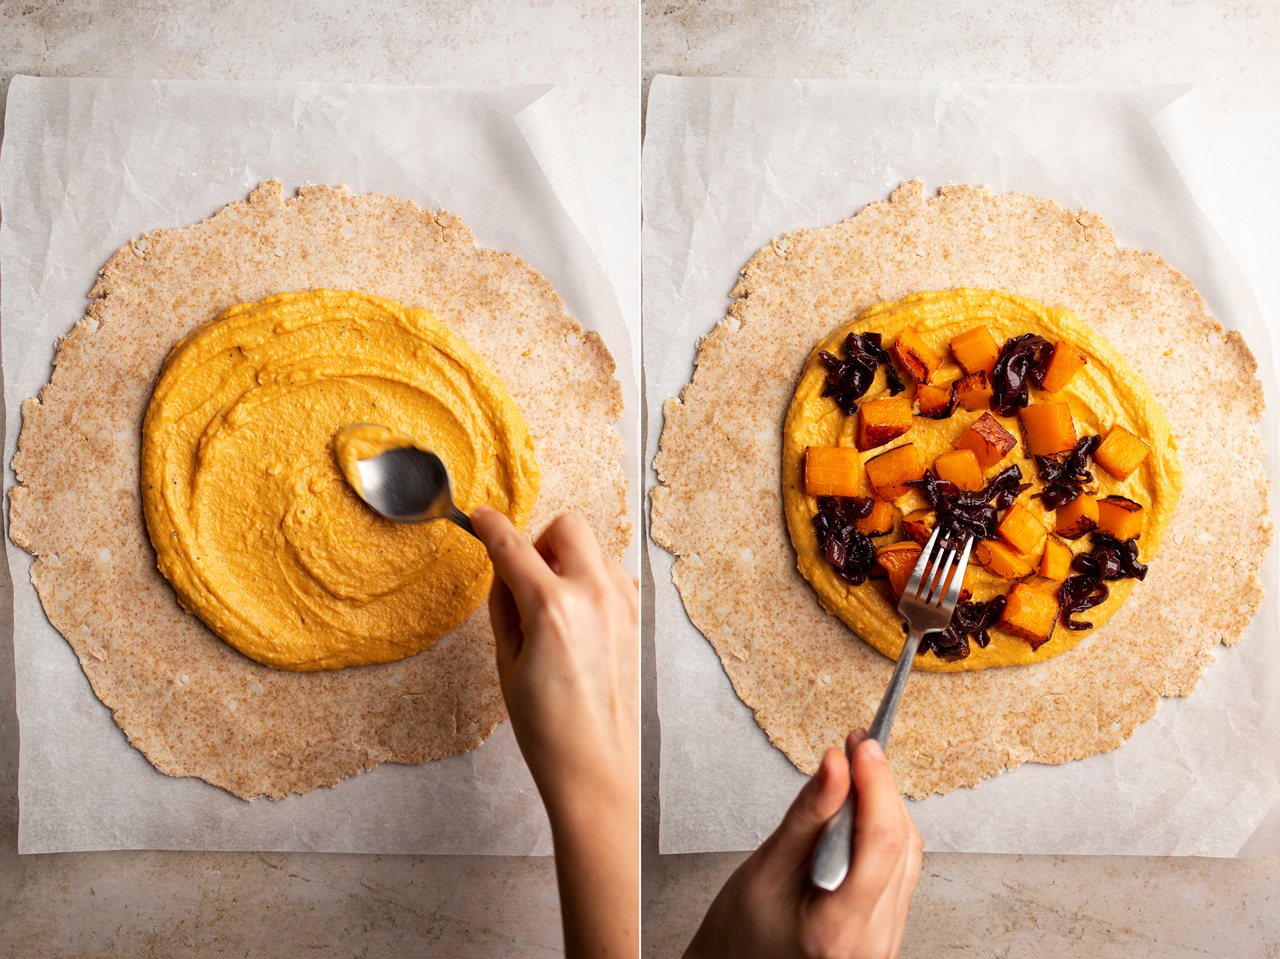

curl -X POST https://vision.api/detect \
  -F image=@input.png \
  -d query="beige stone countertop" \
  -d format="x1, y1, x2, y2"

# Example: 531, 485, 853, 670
642, 1, 1280, 956
0, 1, 636, 955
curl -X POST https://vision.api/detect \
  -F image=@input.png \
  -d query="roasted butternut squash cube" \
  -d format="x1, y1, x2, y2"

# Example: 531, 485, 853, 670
1038, 536, 1072, 582
1054, 492, 1098, 539
1094, 424, 1150, 480
915, 382, 956, 419
955, 371, 993, 411
876, 542, 922, 598
864, 444, 925, 500
950, 326, 1000, 376
998, 503, 1047, 556
1019, 401, 1077, 456
956, 412, 1017, 469
891, 326, 941, 383
998, 583, 1059, 650
973, 539, 1034, 580
804, 446, 862, 497
876, 541, 975, 599
902, 509, 935, 546
933, 448, 984, 491
1097, 495, 1144, 541
856, 396, 915, 451
856, 499, 898, 537
1041, 340, 1089, 393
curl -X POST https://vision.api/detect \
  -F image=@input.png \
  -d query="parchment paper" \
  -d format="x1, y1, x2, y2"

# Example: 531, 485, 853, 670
0, 75, 637, 855
643, 77, 1280, 857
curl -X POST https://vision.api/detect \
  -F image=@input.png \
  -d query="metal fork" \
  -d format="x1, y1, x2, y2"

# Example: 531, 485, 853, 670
809, 527, 976, 892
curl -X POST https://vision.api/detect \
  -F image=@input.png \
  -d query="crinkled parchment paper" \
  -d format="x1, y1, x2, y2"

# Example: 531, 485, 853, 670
0, 76, 636, 854
643, 77, 1280, 856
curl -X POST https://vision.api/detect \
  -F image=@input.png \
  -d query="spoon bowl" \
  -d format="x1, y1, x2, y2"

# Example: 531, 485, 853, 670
334, 424, 477, 538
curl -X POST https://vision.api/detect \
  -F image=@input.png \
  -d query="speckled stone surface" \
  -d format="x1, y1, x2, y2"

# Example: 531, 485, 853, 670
0, 1, 635, 955
643, 2, 1280, 957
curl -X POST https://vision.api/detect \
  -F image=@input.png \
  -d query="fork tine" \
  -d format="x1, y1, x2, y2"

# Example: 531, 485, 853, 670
904, 526, 940, 599
940, 535, 977, 609
924, 546, 957, 604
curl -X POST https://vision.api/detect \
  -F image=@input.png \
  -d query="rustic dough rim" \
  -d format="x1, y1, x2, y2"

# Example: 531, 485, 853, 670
651, 180, 1270, 798
10, 181, 630, 800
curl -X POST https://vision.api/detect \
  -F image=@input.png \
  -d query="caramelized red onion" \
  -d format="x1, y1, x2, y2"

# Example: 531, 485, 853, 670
923, 594, 1008, 662
990, 333, 1054, 416
812, 496, 879, 585
1033, 434, 1102, 509
905, 465, 1030, 550
1058, 532, 1148, 631
819, 332, 905, 415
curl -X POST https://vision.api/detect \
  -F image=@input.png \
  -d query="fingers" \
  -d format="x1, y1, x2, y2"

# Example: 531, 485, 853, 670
472, 506, 557, 610
474, 508, 632, 673
534, 512, 605, 580
547, 518, 636, 638
834, 738, 913, 910
477, 508, 607, 593
755, 746, 850, 874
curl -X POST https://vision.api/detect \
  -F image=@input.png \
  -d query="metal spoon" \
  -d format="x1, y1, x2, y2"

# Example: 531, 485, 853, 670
333, 424, 478, 539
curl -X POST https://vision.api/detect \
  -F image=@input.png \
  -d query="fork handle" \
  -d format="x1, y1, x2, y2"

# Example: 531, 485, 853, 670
868, 626, 925, 748
809, 626, 926, 892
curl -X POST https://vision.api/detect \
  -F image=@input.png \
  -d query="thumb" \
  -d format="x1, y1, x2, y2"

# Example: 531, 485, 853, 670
755, 746, 851, 875
487, 568, 523, 674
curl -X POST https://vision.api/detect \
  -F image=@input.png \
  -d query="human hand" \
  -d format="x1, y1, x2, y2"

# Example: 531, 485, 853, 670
472, 507, 639, 959
684, 731, 922, 959
472, 507, 638, 816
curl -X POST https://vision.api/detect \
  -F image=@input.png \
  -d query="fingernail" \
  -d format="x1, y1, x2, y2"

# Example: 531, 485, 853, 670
863, 739, 885, 763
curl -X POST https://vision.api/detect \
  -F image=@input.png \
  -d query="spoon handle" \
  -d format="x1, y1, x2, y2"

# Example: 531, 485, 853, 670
449, 506, 479, 540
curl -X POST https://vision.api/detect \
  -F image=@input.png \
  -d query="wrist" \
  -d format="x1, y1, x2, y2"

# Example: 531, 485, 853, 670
541, 770, 639, 959
539, 767, 638, 836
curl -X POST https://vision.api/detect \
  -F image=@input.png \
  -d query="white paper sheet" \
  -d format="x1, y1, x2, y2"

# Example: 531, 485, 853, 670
643, 76, 1280, 857
0, 75, 637, 855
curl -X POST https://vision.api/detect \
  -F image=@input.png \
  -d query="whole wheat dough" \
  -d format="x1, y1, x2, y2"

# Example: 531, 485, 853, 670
650, 180, 1270, 798
10, 180, 630, 800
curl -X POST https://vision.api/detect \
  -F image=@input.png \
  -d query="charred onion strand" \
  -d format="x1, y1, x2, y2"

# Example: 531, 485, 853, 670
905, 465, 1031, 550
1033, 434, 1102, 509
818, 332, 905, 415
812, 496, 879, 585
1058, 531, 1148, 630
923, 594, 1008, 662
990, 333, 1054, 416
